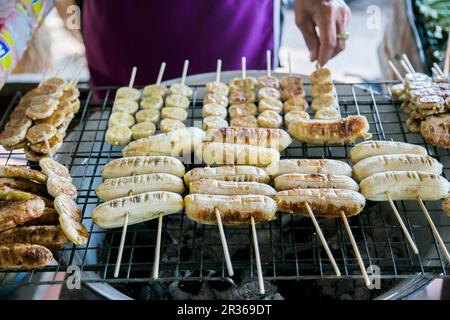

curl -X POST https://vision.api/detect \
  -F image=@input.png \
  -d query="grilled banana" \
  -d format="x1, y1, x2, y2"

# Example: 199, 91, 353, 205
108, 112, 135, 128
272, 159, 352, 177
359, 171, 450, 201
352, 154, 443, 181
204, 127, 292, 151
350, 140, 428, 164
0, 225, 69, 248
185, 194, 277, 225
122, 127, 204, 157
0, 244, 53, 270
275, 188, 365, 218
274, 173, 359, 191
105, 125, 132, 146
93, 191, 184, 228
184, 165, 270, 186
0, 165, 47, 184
189, 179, 276, 196
102, 156, 185, 179
96, 173, 185, 201
195, 142, 280, 172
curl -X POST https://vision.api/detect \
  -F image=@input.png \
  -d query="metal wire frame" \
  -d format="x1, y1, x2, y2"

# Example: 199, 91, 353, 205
0, 80, 449, 289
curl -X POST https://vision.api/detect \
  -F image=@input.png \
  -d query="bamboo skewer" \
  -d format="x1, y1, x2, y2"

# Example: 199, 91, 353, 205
388, 60, 404, 81
402, 54, 416, 73
340, 210, 370, 286
305, 203, 341, 276
400, 60, 413, 75
56, 54, 78, 77
43, 134, 54, 160
181, 60, 189, 87
69, 64, 83, 87
266, 50, 271, 77
39, 69, 48, 86
113, 189, 134, 278
444, 35, 450, 75
114, 211, 130, 278
288, 52, 292, 75
432, 67, 441, 78
128, 66, 137, 88
433, 63, 444, 76
242, 57, 247, 79
152, 213, 164, 279
216, 59, 222, 83
214, 208, 234, 277
156, 62, 166, 85
417, 197, 450, 264
250, 216, 265, 295
385, 192, 419, 254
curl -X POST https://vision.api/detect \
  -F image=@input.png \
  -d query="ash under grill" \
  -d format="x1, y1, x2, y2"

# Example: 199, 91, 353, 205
0, 73, 449, 300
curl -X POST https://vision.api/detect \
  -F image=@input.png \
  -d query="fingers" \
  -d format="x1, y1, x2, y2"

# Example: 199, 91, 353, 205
297, 20, 320, 62
334, 4, 351, 58
316, 4, 337, 67
335, 20, 346, 58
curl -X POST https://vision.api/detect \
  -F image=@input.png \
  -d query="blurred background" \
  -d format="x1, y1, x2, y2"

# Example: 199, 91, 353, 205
9, 0, 448, 84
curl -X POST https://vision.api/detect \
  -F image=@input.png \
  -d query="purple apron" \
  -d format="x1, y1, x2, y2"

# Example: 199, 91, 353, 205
82, 0, 275, 87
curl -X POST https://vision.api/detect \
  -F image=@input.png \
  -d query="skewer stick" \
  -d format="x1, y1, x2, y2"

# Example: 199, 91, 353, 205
305, 203, 341, 276
216, 59, 222, 83
385, 192, 419, 254
43, 134, 54, 160
156, 62, 166, 85
56, 54, 77, 77
152, 213, 164, 279
215, 208, 234, 276
417, 197, 450, 264
69, 64, 83, 87
266, 50, 272, 77
388, 60, 404, 81
400, 60, 412, 75
39, 69, 48, 86
287, 52, 292, 75
433, 63, 445, 77
128, 66, 137, 88
181, 60, 189, 87
250, 216, 265, 295
114, 211, 130, 278
241, 57, 247, 79
340, 210, 370, 286
444, 35, 450, 75
114, 190, 133, 278
402, 54, 416, 73
432, 67, 441, 78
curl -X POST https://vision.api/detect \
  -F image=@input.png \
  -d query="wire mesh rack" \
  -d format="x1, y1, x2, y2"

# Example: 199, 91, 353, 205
0, 75, 449, 290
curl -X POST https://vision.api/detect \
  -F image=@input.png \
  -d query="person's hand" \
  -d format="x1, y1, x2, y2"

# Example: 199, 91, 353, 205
294, 0, 351, 66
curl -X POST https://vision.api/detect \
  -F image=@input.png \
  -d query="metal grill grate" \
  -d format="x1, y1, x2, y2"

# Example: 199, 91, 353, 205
0, 78, 449, 289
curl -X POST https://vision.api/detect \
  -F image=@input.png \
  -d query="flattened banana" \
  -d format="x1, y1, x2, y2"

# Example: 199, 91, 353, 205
93, 191, 184, 228
185, 194, 277, 225
272, 159, 352, 177
275, 188, 365, 218
102, 156, 185, 179
350, 140, 428, 164
96, 173, 185, 201
274, 173, 359, 191
352, 154, 443, 181
189, 179, 276, 196
359, 171, 450, 201
184, 165, 270, 186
